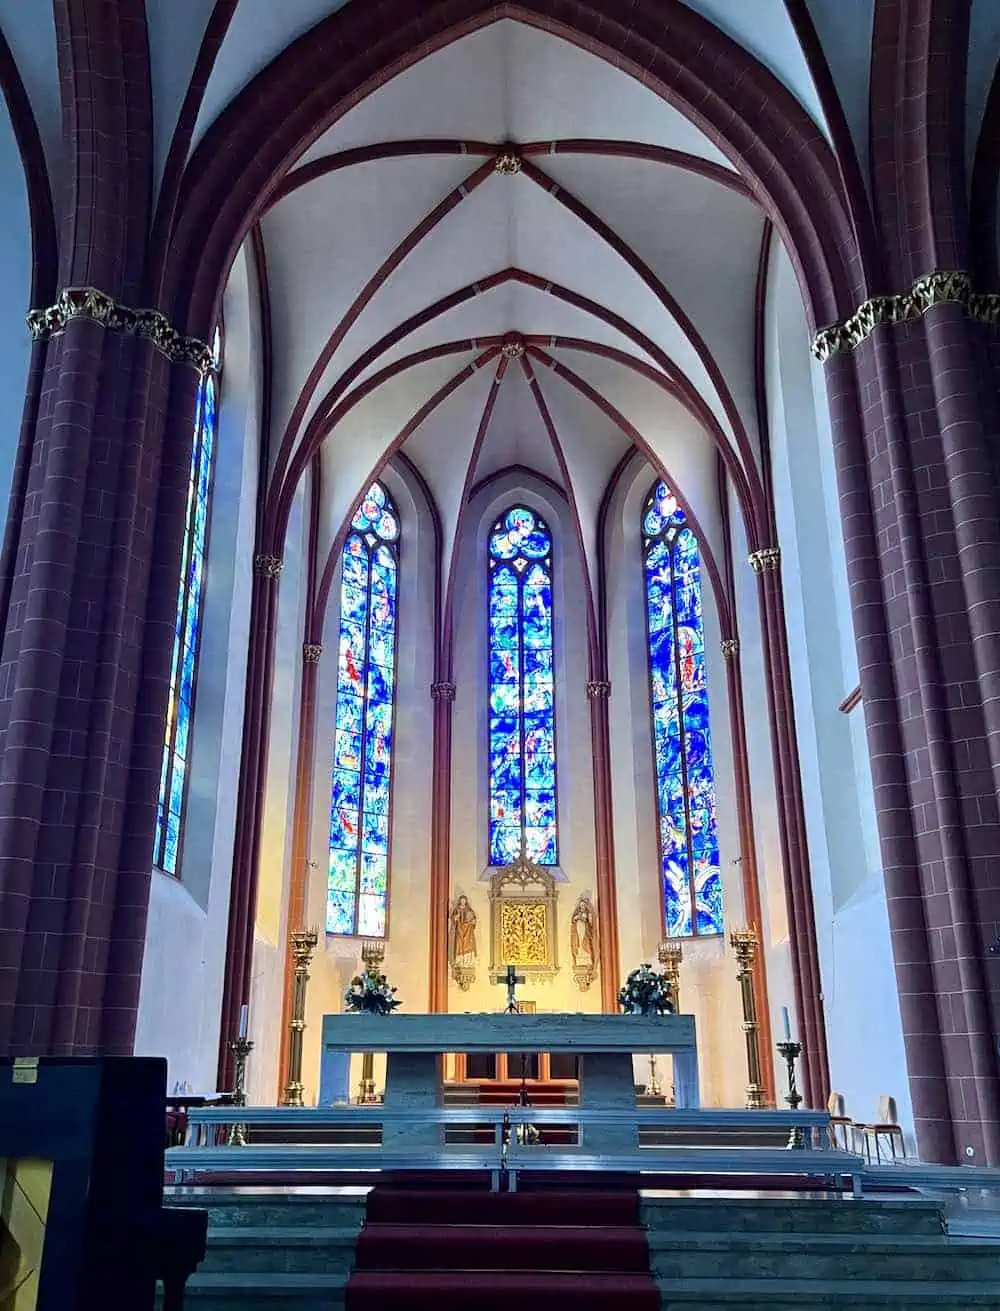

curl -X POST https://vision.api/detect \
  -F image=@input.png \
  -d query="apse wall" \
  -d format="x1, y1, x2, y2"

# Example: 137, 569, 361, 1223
605, 455, 748, 1108
299, 460, 437, 1104
136, 243, 262, 1093
448, 473, 600, 1022
765, 237, 913, 1138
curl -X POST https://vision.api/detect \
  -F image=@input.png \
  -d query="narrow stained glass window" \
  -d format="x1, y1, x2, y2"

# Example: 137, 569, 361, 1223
488, 505, 558, 866
327, 482, 400, 936
154, 331, 221, 876
642, 480, 722, 936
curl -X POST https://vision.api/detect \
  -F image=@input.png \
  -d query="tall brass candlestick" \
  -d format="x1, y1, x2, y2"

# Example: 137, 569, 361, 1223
657, 940, 683, 1012
357, 938, 386, 1104
282, 929, 319, 1107
228, 1036, 253, 1146
730, 929, 766, 1110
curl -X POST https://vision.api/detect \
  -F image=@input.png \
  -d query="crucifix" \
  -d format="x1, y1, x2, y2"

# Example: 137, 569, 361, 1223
502, 963, 525, 1014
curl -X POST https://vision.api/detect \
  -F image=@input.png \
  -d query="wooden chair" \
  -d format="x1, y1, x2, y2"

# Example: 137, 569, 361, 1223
860, 1095, 906, 1163
826, 1091, 858, 1152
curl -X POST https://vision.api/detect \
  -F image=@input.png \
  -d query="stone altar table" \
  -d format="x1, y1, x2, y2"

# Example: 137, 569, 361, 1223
320, 1012, 699, 1150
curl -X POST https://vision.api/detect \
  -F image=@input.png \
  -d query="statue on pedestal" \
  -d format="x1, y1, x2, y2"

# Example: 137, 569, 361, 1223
449, 893, 478, 991
570, 895, 598, 992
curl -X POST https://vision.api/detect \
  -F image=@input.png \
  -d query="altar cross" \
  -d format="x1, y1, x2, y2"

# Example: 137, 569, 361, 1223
502, 964, 525, 1013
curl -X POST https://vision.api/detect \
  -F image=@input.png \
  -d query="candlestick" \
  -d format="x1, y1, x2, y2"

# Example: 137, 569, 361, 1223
227, 1036, 253, 1146
729, 929, 766, 1110
282, 929, 319, 1107
777, 1040, 805, 1148
656, 940, 683, 1012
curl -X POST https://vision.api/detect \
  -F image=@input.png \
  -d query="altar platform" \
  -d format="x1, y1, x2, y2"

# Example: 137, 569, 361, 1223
321, 1012, 698, 1150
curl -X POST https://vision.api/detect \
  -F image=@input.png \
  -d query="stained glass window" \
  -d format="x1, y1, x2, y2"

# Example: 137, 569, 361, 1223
488, 505, 558, 866
154, 330, 222, 875
642, 480, 723, 936
327, 482, 400, 936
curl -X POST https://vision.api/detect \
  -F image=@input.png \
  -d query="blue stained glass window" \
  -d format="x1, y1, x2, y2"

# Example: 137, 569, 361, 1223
154, 329, 222, 875
642, 481, 722, 937
328, 482, 400, 936
488, 506, 558, 866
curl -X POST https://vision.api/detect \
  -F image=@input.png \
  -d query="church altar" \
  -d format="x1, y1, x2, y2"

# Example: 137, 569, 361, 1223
320, 1012, 699, 1149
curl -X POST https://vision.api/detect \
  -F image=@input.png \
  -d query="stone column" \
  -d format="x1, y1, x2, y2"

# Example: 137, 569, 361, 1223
428, 680, 456, 1012
587, 679, 621, 1012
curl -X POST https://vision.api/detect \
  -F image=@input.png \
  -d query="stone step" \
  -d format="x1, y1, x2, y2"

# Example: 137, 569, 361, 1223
641, 1197, 945, 1236
653, 1275, 1000, 1309
648, 1231, 1000, 1283
200, 1224, 360, 1274
166, 1190, 368, 1230
180, 1270, 348, 1310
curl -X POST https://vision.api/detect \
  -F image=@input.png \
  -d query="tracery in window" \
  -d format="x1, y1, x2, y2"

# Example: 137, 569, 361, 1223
642, 480, 722, 936
154, 330, 221, 875
327, 482, 399, 936
488, 505, 557, 867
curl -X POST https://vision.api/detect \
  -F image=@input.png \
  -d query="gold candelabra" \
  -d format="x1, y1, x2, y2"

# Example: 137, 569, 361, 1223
281, 929, 319, 1107
730, 928, 766, 1110
228, 1036, 253, 1146
357, 938, 386, 1104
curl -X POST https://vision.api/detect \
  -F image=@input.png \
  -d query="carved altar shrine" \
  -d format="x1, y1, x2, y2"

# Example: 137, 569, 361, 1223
320, 1012, 699, 1149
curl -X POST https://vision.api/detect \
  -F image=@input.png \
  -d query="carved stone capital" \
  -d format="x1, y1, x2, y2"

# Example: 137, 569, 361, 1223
26, 286, 215, 374
811, 270, 1000, 362
586, 679, 611, 699
303, 643, 323, 664
254, 553, 284, 579
431, 681, 457, 701
721, 638, 739, 658
748, 546, 780, 573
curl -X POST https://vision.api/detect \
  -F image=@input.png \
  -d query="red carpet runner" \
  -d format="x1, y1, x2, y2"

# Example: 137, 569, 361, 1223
346, 1187, 660, 1311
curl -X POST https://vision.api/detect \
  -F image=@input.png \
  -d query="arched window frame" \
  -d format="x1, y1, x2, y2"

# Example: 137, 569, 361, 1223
641, 480, 723, 937
327, 482, 401, 937
487, 504, 559, 868
154, 329, 222, 876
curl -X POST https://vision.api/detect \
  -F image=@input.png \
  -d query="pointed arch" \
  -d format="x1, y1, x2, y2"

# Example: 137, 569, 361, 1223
642, 479, 722, 937
327, 481, 401, 936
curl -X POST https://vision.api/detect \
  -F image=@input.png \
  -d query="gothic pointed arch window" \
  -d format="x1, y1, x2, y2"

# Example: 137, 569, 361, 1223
328, 482, 400, 937
488, 505, 558, 867
154, 329, 222, 875
642, 480, 723, 937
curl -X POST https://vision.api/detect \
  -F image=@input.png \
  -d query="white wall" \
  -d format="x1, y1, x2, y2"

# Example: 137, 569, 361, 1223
766, 236, 912, 1138
136, 241, 261, 1091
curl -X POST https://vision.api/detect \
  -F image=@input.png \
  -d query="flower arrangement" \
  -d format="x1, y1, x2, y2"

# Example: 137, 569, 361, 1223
344, 969, 401, 1015
618, 963, 674, 1015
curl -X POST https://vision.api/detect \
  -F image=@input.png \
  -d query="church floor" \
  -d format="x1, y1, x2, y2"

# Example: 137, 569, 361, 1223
163, 1179, 1000, 1309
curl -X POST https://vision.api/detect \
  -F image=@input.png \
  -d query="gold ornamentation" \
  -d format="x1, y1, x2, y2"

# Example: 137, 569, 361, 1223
431, 681, 457, 700
303, 643, 323, 664
721, 638, 739, 658
586, 679, 611, 699
27, 286, 216, 374
282, 929, 319, 1107
730, 929, 767, 1111
489, 844, 559, 982
748, 547, 780, 573
570, 894, 598, 992
254, 553, 283, 579
501, 337, 525, 359
811, 271, 1000, 362
657, 939, 683, 1012
493, 150, 522, 176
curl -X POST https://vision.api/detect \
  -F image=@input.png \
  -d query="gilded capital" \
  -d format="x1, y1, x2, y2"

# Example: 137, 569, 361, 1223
303, 643, 323, 664
586, 679, 611, 699
254, 553, 284, 579
431, 681, 457, 701
748, 546, 780, 573
729, 927, 758, 969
